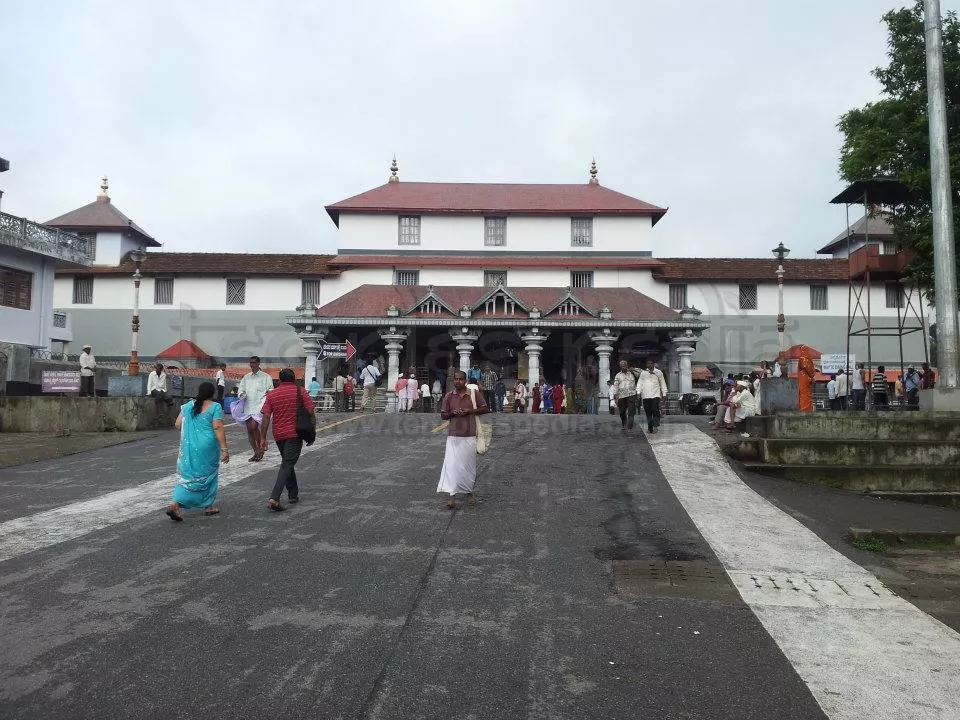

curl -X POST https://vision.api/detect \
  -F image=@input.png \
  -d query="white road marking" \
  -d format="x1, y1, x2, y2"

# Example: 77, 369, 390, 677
650, 423, 960, 720
0, 434, 345, 564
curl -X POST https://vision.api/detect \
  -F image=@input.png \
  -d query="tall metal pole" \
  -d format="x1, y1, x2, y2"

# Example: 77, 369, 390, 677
129, 255, 143, 376
924, 0, 959, 388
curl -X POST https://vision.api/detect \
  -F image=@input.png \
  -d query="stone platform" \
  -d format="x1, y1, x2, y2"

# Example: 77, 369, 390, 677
0, 396, 178, 433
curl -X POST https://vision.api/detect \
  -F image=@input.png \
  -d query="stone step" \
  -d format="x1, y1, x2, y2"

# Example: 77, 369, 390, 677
741, 462, 960, 492
757, 438, 960, 466
746, 412, 960, 442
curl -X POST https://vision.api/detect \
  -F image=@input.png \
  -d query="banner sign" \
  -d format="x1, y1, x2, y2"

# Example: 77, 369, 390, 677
41, 370, 81, 394
820, 354, 856, 374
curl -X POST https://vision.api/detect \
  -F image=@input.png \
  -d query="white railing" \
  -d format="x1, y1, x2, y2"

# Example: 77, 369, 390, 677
0, 211, 93, 265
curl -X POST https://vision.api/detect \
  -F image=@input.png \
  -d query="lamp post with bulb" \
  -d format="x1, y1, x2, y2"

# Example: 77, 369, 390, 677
129, 250, 146, 376
773, 241, 790, 357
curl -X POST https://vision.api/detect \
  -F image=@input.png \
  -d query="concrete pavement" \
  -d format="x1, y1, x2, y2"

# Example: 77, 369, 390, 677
0, 412, 957, 719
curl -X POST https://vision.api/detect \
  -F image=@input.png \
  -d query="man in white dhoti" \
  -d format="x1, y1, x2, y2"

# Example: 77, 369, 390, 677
437, 370, 489, 510
236, 355, 276, 461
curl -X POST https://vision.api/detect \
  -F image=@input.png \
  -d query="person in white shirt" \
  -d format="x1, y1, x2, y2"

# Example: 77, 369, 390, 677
334, 370, 347, 412
636, 359, 668, 434
514, 380, 527, 413
432, 377, 444, 410
236, 355, 276, 461
835, 369, 849, 410
724, 380, 757, 430
79, 344, 96, 397
851, 363, 867, 410
146, 362, 174, 406
215, 363, 227, 403
406, 370, 420, 411
612, 359, 639, 431
360, 362, 381, 412
827, 374, 838, 410
420, 380, 432, 412
607, 380, 616, 415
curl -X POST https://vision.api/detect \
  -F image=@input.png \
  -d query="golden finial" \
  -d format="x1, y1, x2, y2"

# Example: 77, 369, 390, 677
389, 156, 399, 183
98, 176, 110, 200
589, 158, 599, 185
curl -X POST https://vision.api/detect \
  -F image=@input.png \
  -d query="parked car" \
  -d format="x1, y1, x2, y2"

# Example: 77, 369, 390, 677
682, 380, 721, 416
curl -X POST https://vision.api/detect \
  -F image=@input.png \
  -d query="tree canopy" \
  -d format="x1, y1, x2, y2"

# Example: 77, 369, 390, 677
838, 1, 960, 295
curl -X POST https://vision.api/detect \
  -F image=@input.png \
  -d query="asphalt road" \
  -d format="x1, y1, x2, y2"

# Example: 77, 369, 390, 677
0, 412, 835, 719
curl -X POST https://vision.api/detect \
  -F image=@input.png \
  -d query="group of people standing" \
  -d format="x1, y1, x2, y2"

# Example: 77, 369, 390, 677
609, 359, 669, 434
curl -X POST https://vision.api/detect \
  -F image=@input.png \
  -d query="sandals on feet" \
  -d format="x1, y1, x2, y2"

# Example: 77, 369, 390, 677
203, 508, 220, 516
165, 505, 183, 522
268, 500, 285, 512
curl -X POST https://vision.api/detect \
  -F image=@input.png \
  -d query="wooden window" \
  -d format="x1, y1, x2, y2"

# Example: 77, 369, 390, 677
72, 276, 93, 305
226, 278, 246, 305
301, 279, 322, 305
398, 216, 421, 245
669, 284, 687, 310
0, 265, 32, 310
484, 270, 508, 287
738, 284, 758, 310
484, 217, 506, 246
809, 284, 828, 311
570, 270, 594, 289
154, 278, 174, 305
571, 218, 593, 247
395, 270, 420, 286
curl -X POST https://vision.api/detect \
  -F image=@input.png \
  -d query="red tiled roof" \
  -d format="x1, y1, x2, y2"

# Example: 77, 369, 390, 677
46, 197, 159, 246
331, 254, 662, 269
314, 284, 680, 321
653, 258, 849, 282
57, 253, 340, 277
325, 182, 667, 225
156, 339, 212, 360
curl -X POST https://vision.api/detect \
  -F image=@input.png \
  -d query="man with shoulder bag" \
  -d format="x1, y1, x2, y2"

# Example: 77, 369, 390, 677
259, 369, 315, 512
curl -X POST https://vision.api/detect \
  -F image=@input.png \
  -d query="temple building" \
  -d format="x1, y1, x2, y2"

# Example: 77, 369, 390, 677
46, 161, 927, 407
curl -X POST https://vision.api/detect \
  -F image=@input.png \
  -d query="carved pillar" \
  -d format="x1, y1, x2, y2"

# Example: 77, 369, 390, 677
450, 327, 479, 373
380, 327, 408, 414
520, 329, 549, 409
671, 331, 698, 394
300, 334, 326, 387
589, 330, 619, 402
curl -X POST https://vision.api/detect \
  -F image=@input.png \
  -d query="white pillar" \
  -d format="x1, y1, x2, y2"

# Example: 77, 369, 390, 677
672, 333, 697, 394
381, 329, 408, 414
521, 330, 549, 409
590, 331, 618, 403
450, 329, 479, 373
299, 334, 325, 387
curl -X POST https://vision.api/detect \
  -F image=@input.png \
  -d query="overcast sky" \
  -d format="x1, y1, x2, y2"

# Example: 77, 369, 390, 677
1, 1, 951, 259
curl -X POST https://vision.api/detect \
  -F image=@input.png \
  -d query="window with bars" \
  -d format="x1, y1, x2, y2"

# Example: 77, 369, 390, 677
395, 270, 420, 286
570, 270, 594, 289
484, 217, 507, 246
738, 284, 758, 310
668, 284, 687, 310
0, 266, 32, 310
810, 284, 828, 311
154, 278, 174, 305
570, 218, 593, 247
226, 278, 246, 305
301, 279, 322, 305
886, 283, 904, 309
76, 232, 97, 260
73, 276, 93, 305
484, 270, 508, 287
398, 216, 421, 245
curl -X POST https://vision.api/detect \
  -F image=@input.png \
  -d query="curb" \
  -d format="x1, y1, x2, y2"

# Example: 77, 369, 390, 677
850, 527, 960, 546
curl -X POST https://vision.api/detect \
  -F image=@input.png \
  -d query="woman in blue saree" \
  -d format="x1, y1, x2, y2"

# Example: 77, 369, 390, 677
166, 382, 229, 521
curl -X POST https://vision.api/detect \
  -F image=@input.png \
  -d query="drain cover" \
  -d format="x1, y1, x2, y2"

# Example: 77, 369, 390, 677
612, 558, 739, 603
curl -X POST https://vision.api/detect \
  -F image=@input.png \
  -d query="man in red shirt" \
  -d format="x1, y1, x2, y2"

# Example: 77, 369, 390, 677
259, 369, 315, 511
436, 370, 489, 509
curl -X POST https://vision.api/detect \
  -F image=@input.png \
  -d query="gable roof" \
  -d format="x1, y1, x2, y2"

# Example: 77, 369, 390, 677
58, 252, 341, 277
818, 214, 895, 255
156, 339, 212, 360
325, 182, 667, 226
652, 258, 849, 282
46, 196, 160, 246
314, 285, 680, 322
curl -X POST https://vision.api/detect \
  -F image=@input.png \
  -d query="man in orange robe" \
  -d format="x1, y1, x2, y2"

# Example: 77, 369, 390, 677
797, 345, 816, 413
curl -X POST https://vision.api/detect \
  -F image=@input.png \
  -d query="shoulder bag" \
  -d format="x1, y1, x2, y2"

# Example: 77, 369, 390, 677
295, 386, 317, 446
468, 388, 492, 455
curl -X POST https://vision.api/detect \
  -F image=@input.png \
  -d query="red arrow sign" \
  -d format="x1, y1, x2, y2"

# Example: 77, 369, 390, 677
345, 339, 357, 362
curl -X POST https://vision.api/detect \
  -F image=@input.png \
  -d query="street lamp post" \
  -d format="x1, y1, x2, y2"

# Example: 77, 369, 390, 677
773, 241, 790, 356
129, 250, 146, 376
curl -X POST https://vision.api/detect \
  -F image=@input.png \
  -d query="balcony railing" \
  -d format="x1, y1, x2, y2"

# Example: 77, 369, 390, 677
0, 211, 93, 265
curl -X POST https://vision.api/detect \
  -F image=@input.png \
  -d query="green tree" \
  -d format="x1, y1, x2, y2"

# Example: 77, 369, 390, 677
838, 1, 960, 294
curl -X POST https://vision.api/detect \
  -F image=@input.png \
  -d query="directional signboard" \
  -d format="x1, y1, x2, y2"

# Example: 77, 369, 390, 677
319, 340, 357, 361
41, 370, 81, 394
